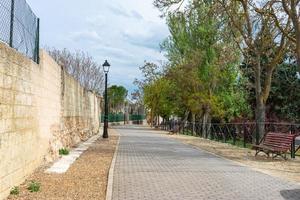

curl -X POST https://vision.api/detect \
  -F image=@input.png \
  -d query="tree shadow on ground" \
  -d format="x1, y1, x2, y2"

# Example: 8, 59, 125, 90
280, 189, 300, 200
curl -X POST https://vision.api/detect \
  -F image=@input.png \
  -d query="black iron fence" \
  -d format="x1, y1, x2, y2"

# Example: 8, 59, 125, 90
0, 0, 39, 63
159, 121, 300, 158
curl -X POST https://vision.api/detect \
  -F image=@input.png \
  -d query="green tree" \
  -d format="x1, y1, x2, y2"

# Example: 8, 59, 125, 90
158, 1, 246, 135
143, 77, 174, 124
107, 85, 128, 113
217, 0, 291, 142
268, 58, 300, 122
135, 62, 175, 126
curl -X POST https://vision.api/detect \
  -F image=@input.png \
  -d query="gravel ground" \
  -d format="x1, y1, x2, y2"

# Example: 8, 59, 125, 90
164, 132, 300, 183
7, 130, 119, 200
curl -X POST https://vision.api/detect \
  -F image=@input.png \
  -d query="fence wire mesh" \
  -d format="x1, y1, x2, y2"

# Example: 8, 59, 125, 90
0, 0, 39, 62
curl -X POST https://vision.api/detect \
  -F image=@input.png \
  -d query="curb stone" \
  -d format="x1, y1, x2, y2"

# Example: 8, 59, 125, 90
106, 133, 120, 200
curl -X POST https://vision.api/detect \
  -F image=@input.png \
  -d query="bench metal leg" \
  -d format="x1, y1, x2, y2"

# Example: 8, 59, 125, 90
255, 149, 270, 157
272, 152, 287, 160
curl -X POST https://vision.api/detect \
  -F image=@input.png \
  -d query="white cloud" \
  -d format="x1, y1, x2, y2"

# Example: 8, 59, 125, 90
26, 0, 169, 91
69, 31, 102, 43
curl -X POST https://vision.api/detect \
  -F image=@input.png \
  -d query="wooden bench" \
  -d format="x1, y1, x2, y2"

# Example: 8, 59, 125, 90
252, 132, 295, 160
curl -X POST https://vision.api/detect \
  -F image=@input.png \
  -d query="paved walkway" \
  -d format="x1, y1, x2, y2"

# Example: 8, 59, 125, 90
112, 126, 300, 200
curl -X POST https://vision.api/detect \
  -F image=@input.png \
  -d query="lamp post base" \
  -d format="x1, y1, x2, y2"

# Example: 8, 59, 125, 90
103, 124, 108, 138
103, 133, 108, 138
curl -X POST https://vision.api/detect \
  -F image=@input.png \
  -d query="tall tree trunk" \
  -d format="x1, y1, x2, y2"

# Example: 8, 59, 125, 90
181, 110, 190, 132
296, 34, 300, 73
207, 114, 211, 138
254, 54, 265, 144
150, 109, 153, 127
202, 107, 210, 138
192, 113, 196, 136
255, 98, 265, 144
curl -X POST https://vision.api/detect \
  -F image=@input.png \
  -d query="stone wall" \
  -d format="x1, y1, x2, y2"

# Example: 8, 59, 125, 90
0, 43, 101, 199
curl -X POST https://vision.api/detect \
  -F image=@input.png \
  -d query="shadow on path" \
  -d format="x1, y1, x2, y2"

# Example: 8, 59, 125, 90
280, 189, 300, 200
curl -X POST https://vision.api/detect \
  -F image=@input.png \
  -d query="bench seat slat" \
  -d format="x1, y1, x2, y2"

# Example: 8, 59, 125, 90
264, 145, 290, 150
265, 136, 294, 139
264, 142, 291, 146
265, 138, 293, 140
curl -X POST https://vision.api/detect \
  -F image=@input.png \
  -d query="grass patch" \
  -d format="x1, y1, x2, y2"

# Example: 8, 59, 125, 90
59, 148, 69, 155
27, 181, 40, 193
10, 186, 19, 195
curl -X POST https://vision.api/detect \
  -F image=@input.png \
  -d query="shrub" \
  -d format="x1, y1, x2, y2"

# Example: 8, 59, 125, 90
59, 148, 69, 155
27, 181, 40, 192
10, 186, 19, 195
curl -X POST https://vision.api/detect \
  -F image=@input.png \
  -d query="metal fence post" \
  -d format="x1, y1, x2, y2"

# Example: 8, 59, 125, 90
233, 125, 236, 145
243, 123, 246, 148
36, 18, 40, 64
9, 0, 15, 47
256, 122, 260, 145
291, 124, 296, 159
223, 125, 227, 143
291, 138, 296, 159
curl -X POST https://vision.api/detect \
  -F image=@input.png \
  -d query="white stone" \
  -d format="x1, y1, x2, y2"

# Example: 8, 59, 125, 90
45, 133, 101, 174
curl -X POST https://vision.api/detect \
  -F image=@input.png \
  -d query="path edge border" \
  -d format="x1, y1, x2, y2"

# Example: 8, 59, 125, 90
105, 132, 120, 200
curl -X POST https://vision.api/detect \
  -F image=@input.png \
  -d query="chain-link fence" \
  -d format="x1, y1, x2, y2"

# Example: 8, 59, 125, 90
0, 0, 39, 63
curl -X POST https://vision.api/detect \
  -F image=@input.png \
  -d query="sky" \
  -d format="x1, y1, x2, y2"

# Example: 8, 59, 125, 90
26, 0, 169, 93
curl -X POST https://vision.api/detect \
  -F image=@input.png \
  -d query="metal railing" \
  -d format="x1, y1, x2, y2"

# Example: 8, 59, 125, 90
0, 0, 39, 63
159, 121, 300, 158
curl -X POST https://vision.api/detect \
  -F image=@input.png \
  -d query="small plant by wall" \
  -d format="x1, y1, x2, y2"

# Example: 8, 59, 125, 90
59, 148, 69, 155
27, 181, 40, 193
10, 187, 19, 195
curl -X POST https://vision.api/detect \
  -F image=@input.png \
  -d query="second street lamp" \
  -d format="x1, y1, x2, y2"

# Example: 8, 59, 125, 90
103, 60, 110, 139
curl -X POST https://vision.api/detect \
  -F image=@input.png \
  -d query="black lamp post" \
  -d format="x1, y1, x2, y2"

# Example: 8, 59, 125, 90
103, 60, 110, 138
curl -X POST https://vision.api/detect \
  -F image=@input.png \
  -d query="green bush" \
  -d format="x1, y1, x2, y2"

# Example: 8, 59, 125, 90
10, 186, 19, 195
27, 181, 40, 192
59, 148, 69, 155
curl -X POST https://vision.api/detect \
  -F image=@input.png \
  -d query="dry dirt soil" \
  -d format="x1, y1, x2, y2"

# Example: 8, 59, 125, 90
7, 130, 119, 200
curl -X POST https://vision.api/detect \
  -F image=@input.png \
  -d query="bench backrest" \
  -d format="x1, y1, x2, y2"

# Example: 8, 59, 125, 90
263, 132, 295, 151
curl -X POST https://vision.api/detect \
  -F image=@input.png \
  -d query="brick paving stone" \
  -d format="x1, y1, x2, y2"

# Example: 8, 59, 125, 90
112, 126, 300, 200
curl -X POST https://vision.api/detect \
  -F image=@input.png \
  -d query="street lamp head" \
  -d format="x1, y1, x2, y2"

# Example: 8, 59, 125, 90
103, 60, 110, 73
